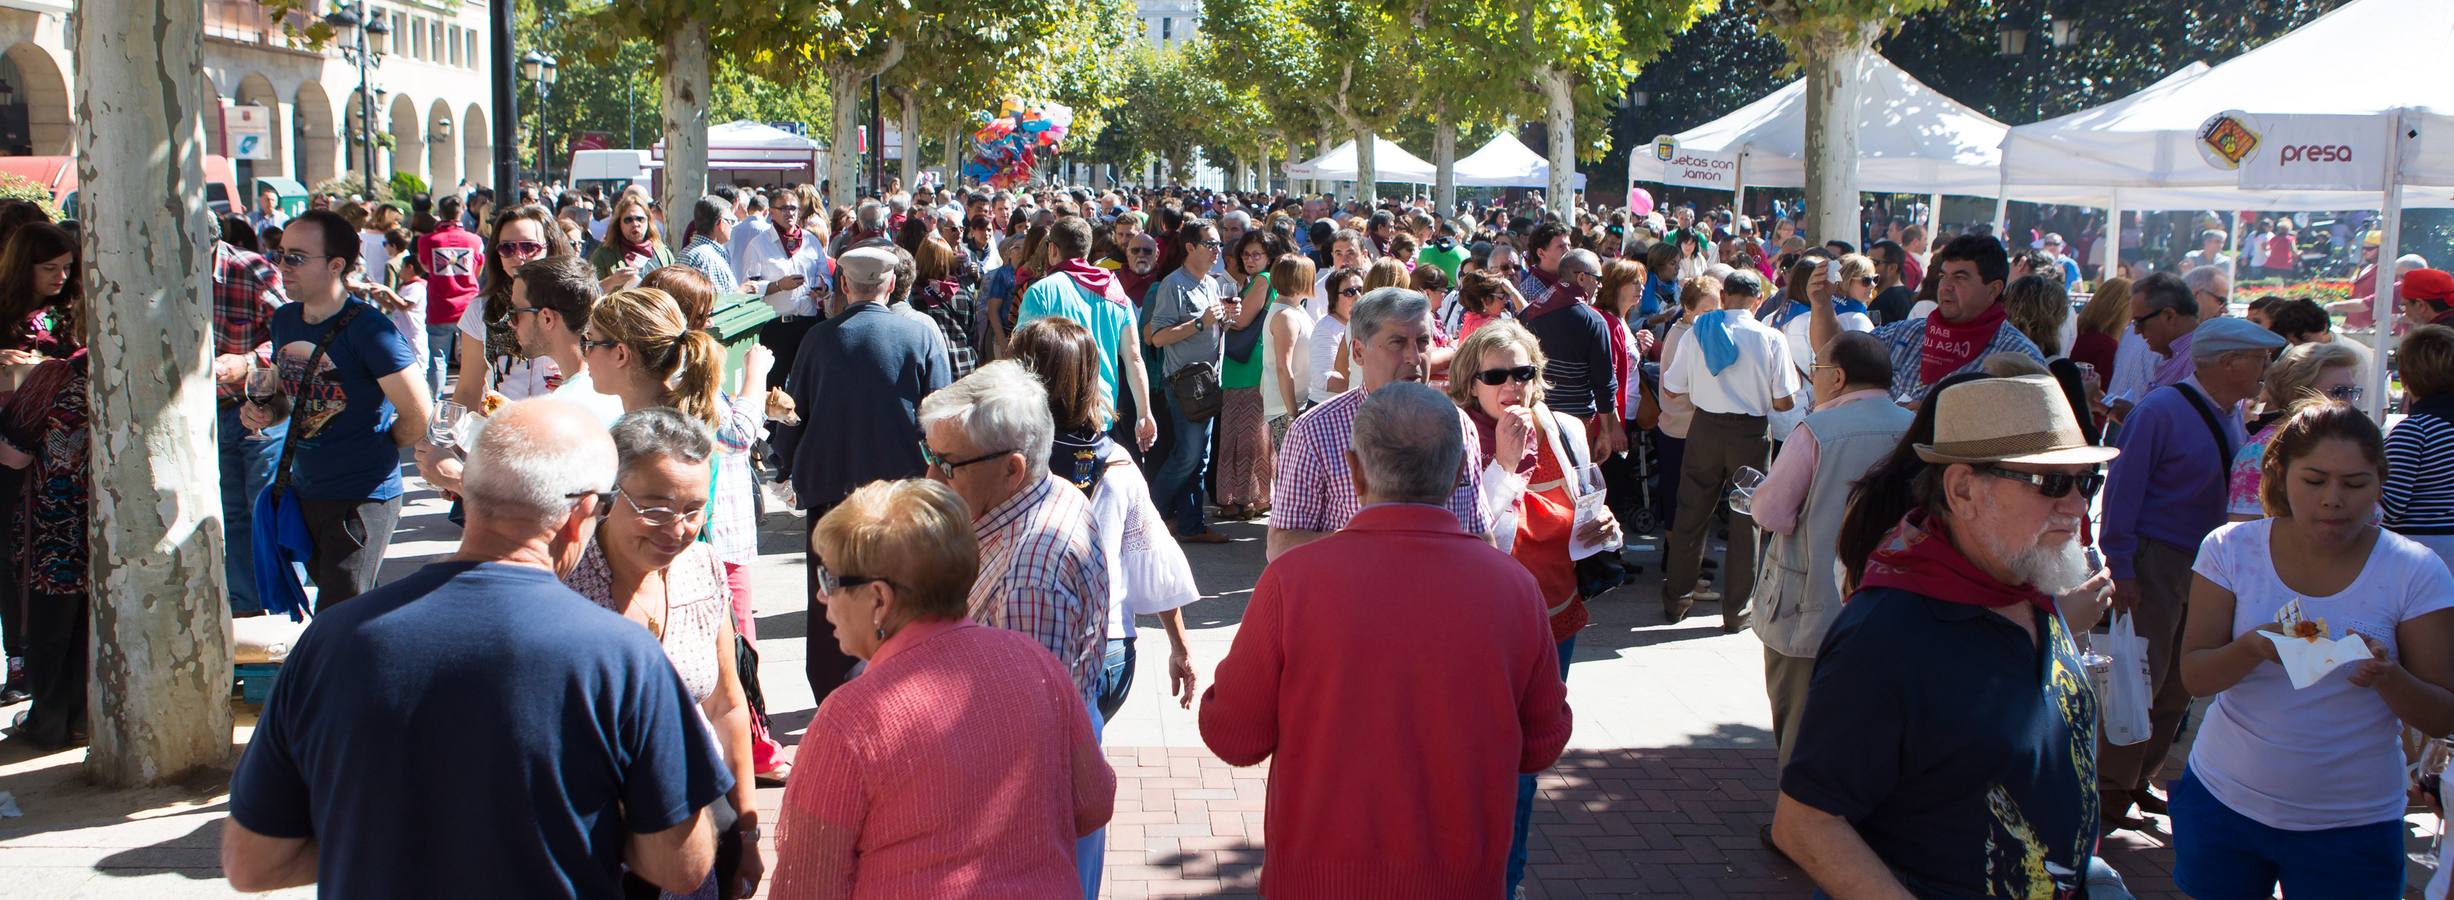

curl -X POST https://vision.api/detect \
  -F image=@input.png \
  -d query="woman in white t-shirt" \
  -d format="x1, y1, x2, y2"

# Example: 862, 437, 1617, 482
1306, 265, 1363, 406
1261, 254, 1315, 446
2175, 401, 2454, 899
451, 205, 570, 408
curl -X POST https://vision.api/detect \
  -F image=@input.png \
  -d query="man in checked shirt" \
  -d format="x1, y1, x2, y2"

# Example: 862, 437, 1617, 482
209, 237, 287, 617
916, 358, 1112, 900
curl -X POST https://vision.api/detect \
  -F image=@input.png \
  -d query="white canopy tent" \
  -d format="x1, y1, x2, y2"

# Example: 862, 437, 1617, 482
1451, 134, 1587, 189
1996, 0, 2454, 415
1283, 136, 1438, 185
653, 120, 826, 172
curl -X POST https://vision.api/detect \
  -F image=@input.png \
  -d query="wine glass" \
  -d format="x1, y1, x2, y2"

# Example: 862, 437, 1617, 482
430, 400, 468, 452
1727, 465, 1768, 517
243, 361, 281, 440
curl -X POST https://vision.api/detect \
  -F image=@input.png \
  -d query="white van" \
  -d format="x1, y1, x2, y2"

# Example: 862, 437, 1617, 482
569, 149, 655, 196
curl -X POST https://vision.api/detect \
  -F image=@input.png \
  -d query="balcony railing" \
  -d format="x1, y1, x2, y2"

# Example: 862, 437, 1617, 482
203, 0, 323, 50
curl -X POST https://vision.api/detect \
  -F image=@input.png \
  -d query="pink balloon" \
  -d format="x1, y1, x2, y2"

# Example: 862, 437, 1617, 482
1627, 187, 1655, 217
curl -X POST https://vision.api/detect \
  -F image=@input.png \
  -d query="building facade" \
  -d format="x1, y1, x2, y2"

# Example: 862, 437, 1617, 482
1136, 0, 1200, 49
0, 0, 498, 193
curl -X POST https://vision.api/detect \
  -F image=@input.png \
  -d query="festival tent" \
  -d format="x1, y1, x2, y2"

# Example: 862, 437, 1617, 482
653, 120, 826, 172
1451, 133, 1587, 189
1284, 136, 1439, 184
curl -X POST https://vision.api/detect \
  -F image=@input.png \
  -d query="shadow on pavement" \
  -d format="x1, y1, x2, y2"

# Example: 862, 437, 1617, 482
91, 818, 224, 880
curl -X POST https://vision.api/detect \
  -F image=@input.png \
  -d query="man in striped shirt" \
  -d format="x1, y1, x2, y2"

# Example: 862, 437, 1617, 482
1814, 234, 2041, 406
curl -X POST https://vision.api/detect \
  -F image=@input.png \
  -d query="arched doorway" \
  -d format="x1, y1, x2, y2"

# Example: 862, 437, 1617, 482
342, 87, 379, 182
462, 103, 492, 192
387, 93, 421, 187
425, 98, 456, 191
293, 81, 337, 185
233, 73, 285, 181
0, 43, 72, 156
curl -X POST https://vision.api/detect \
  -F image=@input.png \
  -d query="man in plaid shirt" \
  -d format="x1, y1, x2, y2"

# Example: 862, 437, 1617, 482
918, 359, 1112, 900
1267, 288, 1493, 562
212, 239, 286, 616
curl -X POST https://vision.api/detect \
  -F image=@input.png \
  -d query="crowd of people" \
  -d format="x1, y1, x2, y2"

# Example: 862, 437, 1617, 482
0, 174, 2451, 899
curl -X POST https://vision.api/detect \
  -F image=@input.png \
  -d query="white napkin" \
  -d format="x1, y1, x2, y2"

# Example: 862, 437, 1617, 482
2259, 630, 2373, 689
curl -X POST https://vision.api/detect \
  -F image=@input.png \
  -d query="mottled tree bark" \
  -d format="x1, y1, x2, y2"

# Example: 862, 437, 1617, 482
658, 18, 710, 220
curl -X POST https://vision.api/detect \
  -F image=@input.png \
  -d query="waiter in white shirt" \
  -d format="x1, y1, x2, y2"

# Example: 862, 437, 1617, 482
1659, 270, 1799, 634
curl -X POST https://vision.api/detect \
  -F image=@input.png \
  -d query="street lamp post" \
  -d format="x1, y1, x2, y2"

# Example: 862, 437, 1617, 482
521, 50, 558, 186
323, 2, 390, 192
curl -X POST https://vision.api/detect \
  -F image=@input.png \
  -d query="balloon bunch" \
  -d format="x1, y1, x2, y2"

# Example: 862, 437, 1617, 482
963, 97, 1074, 189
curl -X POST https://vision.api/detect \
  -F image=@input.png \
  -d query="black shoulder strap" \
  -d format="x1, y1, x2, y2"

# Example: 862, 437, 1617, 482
2175, 382, 2235, 465
269, 303, 367, 497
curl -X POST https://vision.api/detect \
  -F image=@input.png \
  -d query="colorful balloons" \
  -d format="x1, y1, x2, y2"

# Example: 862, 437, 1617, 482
1627, 187, 1655, 218
968, 99, 1075, 189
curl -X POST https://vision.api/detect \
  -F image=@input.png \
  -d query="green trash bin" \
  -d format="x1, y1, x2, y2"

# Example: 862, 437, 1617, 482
706, 290, 780, 393
253, 176, 308, 218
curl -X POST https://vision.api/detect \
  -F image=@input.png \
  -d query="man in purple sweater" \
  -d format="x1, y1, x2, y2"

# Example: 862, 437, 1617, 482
2096, 315, 2282, 828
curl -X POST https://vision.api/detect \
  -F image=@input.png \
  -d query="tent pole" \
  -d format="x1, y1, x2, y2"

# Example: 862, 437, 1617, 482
1731, 152, 1747, 224
2370, 109, 2409, 421
1992, 196, 2009, 237
2224, 209, 2244, 309
2104, 189, 2123, 285
1927, 191, 1942, 233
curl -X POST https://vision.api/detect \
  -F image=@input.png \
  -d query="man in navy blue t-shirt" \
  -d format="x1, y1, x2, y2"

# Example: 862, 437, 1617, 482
244, 209, 429, 607
224, 399, 731, 898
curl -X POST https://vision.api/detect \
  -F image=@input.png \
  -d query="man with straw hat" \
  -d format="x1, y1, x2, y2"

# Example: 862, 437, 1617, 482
1773, 374, 2116, 898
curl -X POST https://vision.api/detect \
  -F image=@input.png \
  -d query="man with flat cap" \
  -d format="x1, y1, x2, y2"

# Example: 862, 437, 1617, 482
1774, 374, 2117, 897
774, 244, 953, 704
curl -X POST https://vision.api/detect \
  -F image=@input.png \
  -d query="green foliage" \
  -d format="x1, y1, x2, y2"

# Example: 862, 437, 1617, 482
387, 171, 428, 201
708, 60, 833, 132
314, 174, 388, 201
0, 172, 63, 221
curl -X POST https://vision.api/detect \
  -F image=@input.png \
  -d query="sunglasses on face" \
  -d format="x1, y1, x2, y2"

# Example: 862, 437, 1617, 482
814, 565, 887, 596
1337, 286, 1363, 297
1130, 248, 1157, 256
581, 336, 621, 353
620, 215, 648, 224
2326, 384, 2366, 403
774, 206, 800, 214
1978, 465, 2105, 499
270, 250, 332, 268
1472, 365, 1539, 386
498, 240, 546, 257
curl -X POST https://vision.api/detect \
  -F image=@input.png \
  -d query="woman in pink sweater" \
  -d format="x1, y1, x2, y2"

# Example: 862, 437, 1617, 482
772, 479, 1115, 899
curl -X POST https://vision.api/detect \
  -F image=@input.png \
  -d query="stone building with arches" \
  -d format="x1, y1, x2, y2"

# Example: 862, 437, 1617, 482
0, 0, 499, 195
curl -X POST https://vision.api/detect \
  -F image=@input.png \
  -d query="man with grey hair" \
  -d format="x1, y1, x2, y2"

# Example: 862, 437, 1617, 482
1520, 223, 1626, 457
1218, 209, 1253, 251
776, 244, 951, 704
1268, 287, 1493, 561
919, 359, 1112, 899
2180, 227, 2230, 273
1203, 381, 1572, 899
679, 195, 740, 292
225, 399, 730, 898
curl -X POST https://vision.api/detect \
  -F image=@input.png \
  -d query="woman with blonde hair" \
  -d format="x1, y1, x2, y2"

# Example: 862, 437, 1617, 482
2002, 274, 2072, 357
773, 479, 1114, 898
2226, 341, 2363, 521
1362, 256, 1410, 293
2071, 276, 2130, 383
584, 286, 792, 785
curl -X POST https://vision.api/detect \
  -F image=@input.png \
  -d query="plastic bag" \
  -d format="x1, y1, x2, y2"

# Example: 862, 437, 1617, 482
2097, 611, 2153, 747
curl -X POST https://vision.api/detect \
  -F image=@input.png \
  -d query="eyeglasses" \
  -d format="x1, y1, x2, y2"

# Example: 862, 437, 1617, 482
270, 250, 332, 268
1810, 362, 1842, 372
1129, 248, 1157, 256
773, 206, 801, 214
498, 240, 547, 257
506, 305, 544, 318
563, 488, 613, 509
1472, 365, 1540, 386
919, 441, 1016, 477
1200, 241, 1224, 249
2131, 308, 2170, 328
1337, 286, 1363, 297
2325, 384, 2366, 403
1977, 465, 2105, 500
620, 215, 649, 224
580, 336, 621, 353
617, 489, 708, 529
814, 565, 889, 596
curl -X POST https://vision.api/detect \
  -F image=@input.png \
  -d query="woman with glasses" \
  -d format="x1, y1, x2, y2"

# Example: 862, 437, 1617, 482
563, 408, 764, 899
1448, 320, 1620, 896
2173, 402, 2454, 900
1305, 266, 1366, 408
1214, 233, 1280, 520
589, 195, 672, 290
451, 205, 572, 412
2227, 341, 2362, 522
772, 478, 1114, 899
584, 287, 792, 787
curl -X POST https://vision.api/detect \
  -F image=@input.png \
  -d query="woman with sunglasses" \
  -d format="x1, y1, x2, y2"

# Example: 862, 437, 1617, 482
1262, 254, 1316, 449
772, 477, 1114, 899
589, 195, 672, 290
2226, 341, 2361, 522
1305, 266, 1366, 408
2172, 402, 2454, 900
1214, 233, 1280, 520
451, 205, 572, 412
1446, 320, 1620, 896
562, 408, 764, 899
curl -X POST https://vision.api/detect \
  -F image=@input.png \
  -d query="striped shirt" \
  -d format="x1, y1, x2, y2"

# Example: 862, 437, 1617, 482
2385, 400, 2454, 536
969, 474, 1110, 705
679, 236, 738, 294
1870, 315, 2045, 403
1516, 270, 1617, 418
1268, 386, 1492, 536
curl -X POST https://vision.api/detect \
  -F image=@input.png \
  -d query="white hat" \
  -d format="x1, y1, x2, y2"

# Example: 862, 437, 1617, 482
1915, 375, 2120, 466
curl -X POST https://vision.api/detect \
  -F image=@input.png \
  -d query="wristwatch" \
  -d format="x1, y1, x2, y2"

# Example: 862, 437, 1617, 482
736, 824, 762, 843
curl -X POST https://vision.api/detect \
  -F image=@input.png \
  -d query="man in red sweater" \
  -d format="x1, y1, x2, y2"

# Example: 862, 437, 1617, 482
1200, 381, 1573, 900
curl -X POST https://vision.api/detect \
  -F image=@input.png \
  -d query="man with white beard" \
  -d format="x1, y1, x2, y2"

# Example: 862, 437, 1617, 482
1771, 375, 2116, 899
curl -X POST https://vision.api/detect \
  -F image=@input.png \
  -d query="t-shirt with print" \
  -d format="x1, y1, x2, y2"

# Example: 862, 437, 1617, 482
270, 299, 420, 501
2224, 423, 2280, 518
1781, 587, 2097, 898
2187, 519, 2454, 830
229, 562, 732, 899
458, 298, 560, 399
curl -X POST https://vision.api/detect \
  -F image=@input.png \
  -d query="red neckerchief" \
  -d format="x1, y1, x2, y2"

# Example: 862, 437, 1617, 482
1858, 510, 2054, 612
1054, 258, 1130, 307
1120, 267, 1161, 306
776, 228, 804, 257
610, 231, 654, 260
1465, 406, 1539, 477
1918, 299, 2008, 386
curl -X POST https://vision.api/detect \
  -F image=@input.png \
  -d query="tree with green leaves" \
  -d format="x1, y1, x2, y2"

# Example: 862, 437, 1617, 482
1753, 0, 1947, 244
1205, 0, 1416, 199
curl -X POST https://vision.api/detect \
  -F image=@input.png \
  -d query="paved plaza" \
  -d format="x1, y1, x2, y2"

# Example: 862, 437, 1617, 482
0, 481, 2443, 897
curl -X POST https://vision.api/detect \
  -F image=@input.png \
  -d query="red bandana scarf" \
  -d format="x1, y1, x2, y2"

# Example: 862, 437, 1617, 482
1918, 300, 2008, 387
776, 228, 804, 258
1857, 510, 2054, 612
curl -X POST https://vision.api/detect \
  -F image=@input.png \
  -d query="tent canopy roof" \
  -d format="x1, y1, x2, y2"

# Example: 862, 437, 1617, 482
1284, 137, 1437, 184
1452, 134, 1587, 189
1664, 53, 2010, 196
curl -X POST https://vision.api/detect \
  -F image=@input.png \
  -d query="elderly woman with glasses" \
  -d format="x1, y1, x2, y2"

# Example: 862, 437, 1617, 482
563, 408, 764, 899
2226, 341, 2364, 522
772, 478, 1115, 899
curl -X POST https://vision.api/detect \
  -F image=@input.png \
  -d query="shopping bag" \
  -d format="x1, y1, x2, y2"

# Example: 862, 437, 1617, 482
2098, 611, 2154, 747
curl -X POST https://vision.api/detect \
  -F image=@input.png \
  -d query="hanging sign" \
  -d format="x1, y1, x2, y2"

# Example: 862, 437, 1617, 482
1651, 134, 1738, 191
224, 104, 272, 161
2199, 111, 2387, 191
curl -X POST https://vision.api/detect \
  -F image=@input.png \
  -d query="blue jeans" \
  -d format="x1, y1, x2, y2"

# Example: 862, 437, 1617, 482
1077, 696, 1107, 900
2169, 767, 2404, 900
1097, 637, 1137, 722
424, 323, 458, 400
1151, 390, 1214, 536
1505, 635, 1576, 896
219, 403, 285, 615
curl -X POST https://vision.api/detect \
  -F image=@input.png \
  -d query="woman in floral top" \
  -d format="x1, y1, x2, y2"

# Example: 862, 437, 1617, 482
0, 351, 88, 749
2227, 341, 2362, 520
